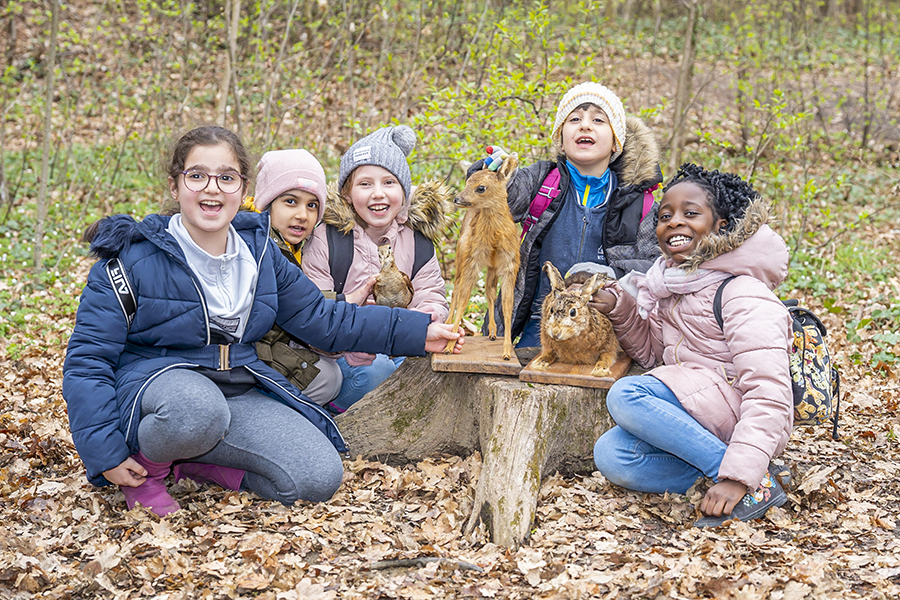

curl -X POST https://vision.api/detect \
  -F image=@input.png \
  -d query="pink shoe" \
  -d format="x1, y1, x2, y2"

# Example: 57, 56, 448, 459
173, 462, 245, 491
120, 451, 180, 516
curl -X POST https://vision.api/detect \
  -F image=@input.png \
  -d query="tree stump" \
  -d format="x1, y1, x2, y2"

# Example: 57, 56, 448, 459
335, 354, 621, 547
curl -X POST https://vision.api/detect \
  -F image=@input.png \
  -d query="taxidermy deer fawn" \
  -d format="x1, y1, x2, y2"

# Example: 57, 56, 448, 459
373, 243, 414, 309
444, 154, 520, 360
533, 261, 620, 377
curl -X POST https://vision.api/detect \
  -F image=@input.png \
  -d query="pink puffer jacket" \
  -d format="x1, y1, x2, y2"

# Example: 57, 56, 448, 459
302, 180, 451, 323
607, 200, 792, 488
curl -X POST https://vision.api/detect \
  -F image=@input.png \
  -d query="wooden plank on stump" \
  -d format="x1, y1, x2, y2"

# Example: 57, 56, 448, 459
518, 354, 632, 389
431, 336, 524, 376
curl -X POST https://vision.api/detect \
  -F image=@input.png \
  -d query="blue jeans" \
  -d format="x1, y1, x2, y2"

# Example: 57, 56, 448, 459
593, 375, 726, 494
330, 354, 405, 412
516, 315, 541, 348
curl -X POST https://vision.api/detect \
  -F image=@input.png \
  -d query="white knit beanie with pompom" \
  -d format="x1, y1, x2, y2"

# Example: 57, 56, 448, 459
552, 82, 627, 162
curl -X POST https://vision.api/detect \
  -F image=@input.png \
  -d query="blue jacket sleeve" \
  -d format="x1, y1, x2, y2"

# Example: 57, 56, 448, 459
271, 244, 431, 356
62, 260, 132, 484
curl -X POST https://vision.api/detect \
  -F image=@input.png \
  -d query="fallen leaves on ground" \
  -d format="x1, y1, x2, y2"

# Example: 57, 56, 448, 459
1, 258, 899, 599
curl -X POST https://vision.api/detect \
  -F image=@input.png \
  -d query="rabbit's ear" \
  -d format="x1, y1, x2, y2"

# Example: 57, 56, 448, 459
581, 273, 604, 298
543, 261, 565, 292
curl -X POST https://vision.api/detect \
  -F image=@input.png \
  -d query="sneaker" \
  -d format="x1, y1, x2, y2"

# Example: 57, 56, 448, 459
694, 471, 787, 528
768, 461, 793, 492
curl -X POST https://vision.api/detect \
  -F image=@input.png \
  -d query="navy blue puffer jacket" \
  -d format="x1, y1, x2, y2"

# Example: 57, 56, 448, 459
63, 211, 430, 486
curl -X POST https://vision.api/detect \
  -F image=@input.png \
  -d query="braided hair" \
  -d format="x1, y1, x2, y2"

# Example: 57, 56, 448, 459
662, 163, 760, 233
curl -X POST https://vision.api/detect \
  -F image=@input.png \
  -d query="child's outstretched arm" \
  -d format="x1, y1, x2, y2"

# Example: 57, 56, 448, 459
602, 281, 664, 368
424, 322, 463, 354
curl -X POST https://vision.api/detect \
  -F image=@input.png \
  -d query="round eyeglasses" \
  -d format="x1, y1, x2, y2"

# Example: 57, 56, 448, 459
181, 170, 246, 194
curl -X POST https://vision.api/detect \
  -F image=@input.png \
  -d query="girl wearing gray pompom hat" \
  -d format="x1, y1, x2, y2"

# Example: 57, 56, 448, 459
302, 125, 453, 414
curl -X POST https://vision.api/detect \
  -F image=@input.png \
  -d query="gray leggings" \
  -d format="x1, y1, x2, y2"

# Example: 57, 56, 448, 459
138, 369, 343, 504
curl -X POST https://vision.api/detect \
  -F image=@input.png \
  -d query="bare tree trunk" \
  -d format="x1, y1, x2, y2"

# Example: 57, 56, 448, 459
337, 357, 621, 548
35, 0, 60, 272
667, 0, 699, 176
216, 0, 242, 130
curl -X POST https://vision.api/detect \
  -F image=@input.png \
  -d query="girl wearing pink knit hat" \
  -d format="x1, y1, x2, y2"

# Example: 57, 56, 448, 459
249, 149, 352, 406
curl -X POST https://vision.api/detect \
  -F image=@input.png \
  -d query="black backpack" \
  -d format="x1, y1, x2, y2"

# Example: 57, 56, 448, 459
713, 276, 841, 439
325, 224, 435, 294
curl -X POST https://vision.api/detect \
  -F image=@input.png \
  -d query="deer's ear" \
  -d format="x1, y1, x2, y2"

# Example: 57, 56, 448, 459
498, 153, 519, 181
543, 261, 564, 292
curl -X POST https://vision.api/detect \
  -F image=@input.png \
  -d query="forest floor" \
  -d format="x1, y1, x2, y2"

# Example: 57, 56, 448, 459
1, 243, 899, 600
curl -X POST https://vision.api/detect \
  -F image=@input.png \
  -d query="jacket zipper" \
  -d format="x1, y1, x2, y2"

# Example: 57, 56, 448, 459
670, 296, 685, 363
240, 220, 269, 343
577, 216, 588, 260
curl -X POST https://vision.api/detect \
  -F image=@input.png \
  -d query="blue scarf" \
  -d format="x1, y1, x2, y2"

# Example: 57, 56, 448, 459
567, 162, 612, 209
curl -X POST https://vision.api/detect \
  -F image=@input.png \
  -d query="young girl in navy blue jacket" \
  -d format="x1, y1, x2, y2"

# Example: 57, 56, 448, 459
62, 126, 462, 516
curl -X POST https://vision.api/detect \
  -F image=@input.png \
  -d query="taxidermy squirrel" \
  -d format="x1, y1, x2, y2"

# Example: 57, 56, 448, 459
372, 243, 414, 309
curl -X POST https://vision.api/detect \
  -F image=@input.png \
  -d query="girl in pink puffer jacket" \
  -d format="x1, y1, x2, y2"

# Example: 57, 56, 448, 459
590, 163, 793, 527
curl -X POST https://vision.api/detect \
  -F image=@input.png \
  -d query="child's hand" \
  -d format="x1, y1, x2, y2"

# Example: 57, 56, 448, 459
103, 457, 148, 487
699, 479, 748, 517
424, 322, 464, 353
344, 277, 376, 305
484, 145, 510, 171
587, 289, 617, 314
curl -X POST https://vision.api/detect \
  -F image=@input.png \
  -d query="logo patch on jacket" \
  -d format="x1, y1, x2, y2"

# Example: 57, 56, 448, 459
210, 316, 241, 334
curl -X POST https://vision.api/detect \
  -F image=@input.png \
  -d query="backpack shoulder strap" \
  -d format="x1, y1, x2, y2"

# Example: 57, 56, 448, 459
712, 275, 738, 330
521, 167, 561, 240
326, 224, 354, 294
105, 257, 136, 330
640, 184, 659, 221
411, 229, 436, 281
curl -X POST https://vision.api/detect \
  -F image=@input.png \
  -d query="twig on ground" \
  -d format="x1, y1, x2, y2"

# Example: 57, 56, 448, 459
369, 557, 485, 572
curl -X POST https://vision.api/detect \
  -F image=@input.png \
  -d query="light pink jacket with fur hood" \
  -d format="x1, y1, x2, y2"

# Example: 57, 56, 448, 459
302, 181, 451, 322
607, 199, 792, 489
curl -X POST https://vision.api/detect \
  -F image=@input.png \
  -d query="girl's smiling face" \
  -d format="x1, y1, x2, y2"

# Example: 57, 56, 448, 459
656, 181, 727, 264
169, 142, 245, 255
269, 189, 319, 246
348, 165, 405, 236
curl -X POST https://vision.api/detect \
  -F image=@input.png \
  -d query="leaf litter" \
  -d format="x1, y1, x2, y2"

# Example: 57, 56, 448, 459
1, 257, 899, 599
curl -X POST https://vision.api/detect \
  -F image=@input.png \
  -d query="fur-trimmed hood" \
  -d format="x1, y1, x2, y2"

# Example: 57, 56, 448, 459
610, 115, 662, 189
682, 199, 788, 290
681, 198, 768, 272
322, 179, 453, 242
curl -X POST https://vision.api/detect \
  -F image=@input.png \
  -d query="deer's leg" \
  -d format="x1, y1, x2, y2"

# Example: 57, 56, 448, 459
483, 266, 500, 341
499, 265, 517, 360
444, 259, 480, 354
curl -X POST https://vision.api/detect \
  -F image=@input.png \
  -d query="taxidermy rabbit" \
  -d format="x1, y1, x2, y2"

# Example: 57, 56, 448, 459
532, 261, 620, 377
372, 243, 414, 309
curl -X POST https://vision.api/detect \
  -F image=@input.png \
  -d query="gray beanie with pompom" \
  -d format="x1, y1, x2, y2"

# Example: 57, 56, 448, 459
338, 125, 417, 201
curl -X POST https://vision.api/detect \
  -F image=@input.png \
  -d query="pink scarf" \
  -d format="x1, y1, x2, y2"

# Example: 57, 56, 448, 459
620, 256, 733, 319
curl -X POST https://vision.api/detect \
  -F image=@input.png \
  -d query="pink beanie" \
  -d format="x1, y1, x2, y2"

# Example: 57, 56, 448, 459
254, 149, 327, 222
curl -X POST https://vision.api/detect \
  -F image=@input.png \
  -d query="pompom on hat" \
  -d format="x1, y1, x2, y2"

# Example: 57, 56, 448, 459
254, 149, 328, 223
338, 125, 417, 201
551, 82, 627, 162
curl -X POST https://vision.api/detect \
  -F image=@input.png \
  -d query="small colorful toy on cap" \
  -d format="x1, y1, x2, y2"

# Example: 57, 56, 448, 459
484, 145, 509, 171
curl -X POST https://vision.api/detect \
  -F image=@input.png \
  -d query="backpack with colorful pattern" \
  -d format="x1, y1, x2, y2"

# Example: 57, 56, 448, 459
714, 276, 841, 439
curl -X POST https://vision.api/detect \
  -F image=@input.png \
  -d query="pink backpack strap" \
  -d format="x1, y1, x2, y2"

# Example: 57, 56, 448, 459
640, 184, 659, 221
521, 168, 561, 240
